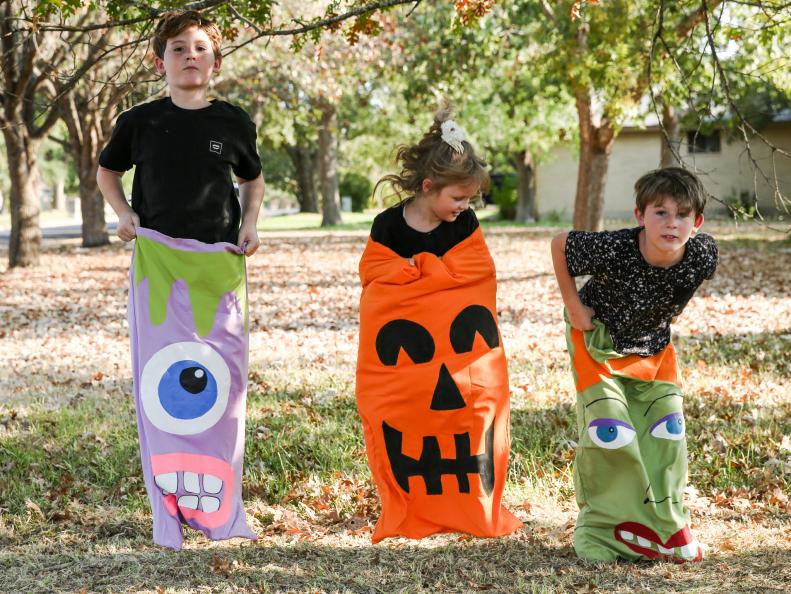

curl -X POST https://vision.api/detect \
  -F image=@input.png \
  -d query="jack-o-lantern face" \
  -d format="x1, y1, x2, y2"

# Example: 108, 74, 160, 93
374, 305, 500, 496
356, 230, 522, 541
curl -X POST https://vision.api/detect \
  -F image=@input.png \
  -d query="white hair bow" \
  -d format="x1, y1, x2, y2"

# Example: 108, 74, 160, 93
440, 120, 466, 154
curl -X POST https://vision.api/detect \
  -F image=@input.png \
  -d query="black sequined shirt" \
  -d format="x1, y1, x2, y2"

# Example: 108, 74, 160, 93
565, 227, 718, 356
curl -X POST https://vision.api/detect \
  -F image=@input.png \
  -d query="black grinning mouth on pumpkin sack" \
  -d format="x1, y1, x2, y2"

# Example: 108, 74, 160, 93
382, 420, 495, 496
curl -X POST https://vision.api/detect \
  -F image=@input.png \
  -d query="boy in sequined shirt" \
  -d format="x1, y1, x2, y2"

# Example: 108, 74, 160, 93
549, 167, 717, 562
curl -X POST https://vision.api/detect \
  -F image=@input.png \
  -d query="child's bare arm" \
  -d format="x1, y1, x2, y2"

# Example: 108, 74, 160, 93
97, 166, 139, 242
551, 232, 595, 331
237, 173, 265, 256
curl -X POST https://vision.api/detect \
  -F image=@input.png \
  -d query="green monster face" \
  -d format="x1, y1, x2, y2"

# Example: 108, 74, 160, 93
567, 320, 702, 562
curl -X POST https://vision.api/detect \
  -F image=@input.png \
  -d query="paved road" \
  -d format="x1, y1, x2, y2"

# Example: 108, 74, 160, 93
0, 209, 302, 243
0, 221, 118, 242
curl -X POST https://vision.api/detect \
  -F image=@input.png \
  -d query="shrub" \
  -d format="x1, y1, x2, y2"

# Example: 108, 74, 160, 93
340, 172, 373, 212
725, 188, 757, 220
489, 173, 518, 220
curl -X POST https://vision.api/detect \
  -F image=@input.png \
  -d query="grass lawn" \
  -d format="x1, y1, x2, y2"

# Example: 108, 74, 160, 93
0, 222, 788, 593
257, 205, 569, 233
259, 211, 376, 232
0, 208, 80, 229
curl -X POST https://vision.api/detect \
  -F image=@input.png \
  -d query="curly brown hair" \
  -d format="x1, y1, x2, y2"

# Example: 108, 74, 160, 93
152, 10, 222, 60
374, 107, 490, 204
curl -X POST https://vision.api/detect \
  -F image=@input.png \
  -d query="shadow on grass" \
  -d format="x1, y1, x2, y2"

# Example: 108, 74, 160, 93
1, 536, 788, 593
2, 328, 789, 592
4, 334, 786, 515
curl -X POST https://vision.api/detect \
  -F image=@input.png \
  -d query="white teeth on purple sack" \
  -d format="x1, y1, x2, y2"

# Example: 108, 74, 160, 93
183, 471, 200, 494
202, 473, 223, 493
200, 496, 221, 513
155, 473, 177, 494
177, 495, 199, 510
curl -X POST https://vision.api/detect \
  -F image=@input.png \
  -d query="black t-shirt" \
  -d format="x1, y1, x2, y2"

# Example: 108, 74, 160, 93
565, 226, 718, 356
370, 203, 479, 258
99, 98, 262, 244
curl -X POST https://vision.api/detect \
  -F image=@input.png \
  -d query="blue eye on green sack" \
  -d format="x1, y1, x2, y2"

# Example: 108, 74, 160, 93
587, 418, 636, 449
650, 412, 685, 440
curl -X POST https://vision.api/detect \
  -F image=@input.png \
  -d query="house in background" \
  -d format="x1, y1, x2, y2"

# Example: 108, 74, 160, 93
537, 112, 791, 219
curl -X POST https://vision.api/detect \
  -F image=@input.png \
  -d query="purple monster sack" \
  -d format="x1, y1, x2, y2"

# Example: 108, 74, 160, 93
128, 227, 256, 550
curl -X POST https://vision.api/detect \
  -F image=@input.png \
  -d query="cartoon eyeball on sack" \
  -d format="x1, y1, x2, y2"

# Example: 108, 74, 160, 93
649, 412, 685, 440
140, 342, 231, 435
587, 418, 637, 449
587, 411, 685, 450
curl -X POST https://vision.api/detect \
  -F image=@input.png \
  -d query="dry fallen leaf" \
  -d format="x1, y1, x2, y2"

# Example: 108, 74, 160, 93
209, 555, 238, 575
25, 499, 45, 520
719, 539, 738, 551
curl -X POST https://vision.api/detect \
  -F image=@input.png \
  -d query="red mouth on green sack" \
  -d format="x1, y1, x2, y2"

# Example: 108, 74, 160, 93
614, 522, 702, 562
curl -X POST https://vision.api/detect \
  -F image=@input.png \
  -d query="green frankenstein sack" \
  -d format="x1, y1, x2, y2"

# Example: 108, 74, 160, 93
565, 316, 702, 563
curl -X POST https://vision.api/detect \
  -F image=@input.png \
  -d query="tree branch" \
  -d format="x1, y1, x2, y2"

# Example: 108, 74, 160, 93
12, 33, 38, 101
227, 4, 264, 36
15, 0, 420, 39
539, 0, 556, 22
405, 0, 423, 17
675, 0, 724, 38
18, 0, 229, 33
221, 0, 421, 56
649, 0, 790, 232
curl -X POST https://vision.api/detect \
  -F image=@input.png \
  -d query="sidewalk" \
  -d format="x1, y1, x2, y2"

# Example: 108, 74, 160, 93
0, 208, 300, 243
0, 216, 118, 242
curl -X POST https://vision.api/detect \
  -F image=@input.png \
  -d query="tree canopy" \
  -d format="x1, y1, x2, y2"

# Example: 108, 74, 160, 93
1, 0, 789, 268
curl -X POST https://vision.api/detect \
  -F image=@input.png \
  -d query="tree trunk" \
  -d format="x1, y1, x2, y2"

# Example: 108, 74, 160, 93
586, 143, 611, 231
53, 179, 66, 211
318, 103, 342, 227
573, 89, 615, 231
59, 89, 122, 248
660, 102, 681, 168
514, 149, 538, 223
30, 164, 43, 211
288, 143, 319, 213
79, 160, 109, 247
4, 126, 42, 267
0, 2, 126, 266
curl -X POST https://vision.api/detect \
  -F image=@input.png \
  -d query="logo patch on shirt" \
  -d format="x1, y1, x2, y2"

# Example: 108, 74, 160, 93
209, 140, 223, 155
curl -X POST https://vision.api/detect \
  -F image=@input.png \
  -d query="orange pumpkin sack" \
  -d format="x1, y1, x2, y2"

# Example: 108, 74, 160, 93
356, 227, 523, 543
